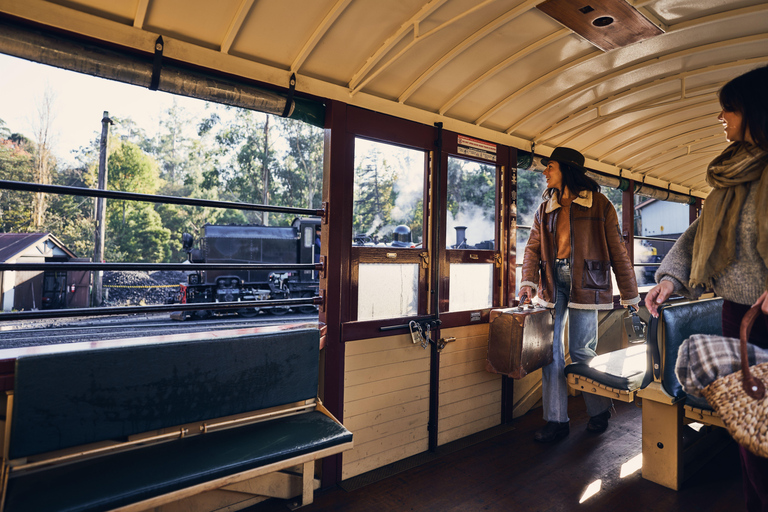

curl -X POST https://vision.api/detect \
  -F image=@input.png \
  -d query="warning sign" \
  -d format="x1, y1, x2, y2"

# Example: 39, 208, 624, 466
457, 135, 496, 162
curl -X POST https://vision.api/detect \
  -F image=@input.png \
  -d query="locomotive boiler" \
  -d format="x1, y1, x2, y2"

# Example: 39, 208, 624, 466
177, 217, 320, 317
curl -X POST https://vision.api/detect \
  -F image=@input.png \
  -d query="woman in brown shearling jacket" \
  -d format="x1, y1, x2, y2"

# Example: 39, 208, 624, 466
519, 147, 640, 443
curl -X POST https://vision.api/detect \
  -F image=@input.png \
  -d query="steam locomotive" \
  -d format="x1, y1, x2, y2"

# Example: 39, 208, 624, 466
174, 217, 321, 318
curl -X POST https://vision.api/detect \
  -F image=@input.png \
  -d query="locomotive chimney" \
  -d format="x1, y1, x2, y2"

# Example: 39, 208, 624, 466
455, 226, 467, 248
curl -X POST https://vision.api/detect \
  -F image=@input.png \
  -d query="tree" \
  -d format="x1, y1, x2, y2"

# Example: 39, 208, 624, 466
274, 118, 323, 213
104, 141, 171, 262
0, 118, 10, 139
353, 146, 395, 240
200, 107, 278, 224
516, 168, 547, 227
31, 87, 57, 230
0, 135, 35, 232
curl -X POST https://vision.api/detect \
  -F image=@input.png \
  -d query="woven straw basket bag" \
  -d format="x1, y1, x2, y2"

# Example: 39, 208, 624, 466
702, 298, 768, 458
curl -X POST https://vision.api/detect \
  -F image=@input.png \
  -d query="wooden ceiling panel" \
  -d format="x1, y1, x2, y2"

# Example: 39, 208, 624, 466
444, 36, 591, 125
1, 0, 763, 197
228, 0, 337, 69
299, 0, 428, 85
645, 0, 765, 25
362, 0, 520, 102
403, 11, 562, 111
45, 0, 138, 25
142, 0, 244, 50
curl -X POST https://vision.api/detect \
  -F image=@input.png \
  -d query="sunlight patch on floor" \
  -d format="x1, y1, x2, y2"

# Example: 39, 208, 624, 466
579, 479, 602, 503
620, 453, 642, 478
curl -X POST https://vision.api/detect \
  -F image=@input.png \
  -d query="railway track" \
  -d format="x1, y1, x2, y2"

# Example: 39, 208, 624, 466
0, 312, 319, 349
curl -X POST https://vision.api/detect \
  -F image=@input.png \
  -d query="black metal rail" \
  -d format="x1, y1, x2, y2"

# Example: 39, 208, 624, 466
0, 297, 321, 322
1, 179, 326, 322
0, 180, 324, 217
0, 262, 323, 272
634, 235, 679, 243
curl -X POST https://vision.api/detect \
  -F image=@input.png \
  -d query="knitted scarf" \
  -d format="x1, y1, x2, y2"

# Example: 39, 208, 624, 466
690, 142, 768, 289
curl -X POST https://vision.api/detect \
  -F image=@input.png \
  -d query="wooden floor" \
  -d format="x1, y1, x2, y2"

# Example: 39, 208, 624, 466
250, 397, 743, 512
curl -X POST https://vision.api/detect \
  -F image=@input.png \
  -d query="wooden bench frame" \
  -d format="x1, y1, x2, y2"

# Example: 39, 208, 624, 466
565, 297, 728, 491
0, 328, 353, 512
566, 373, 638, 402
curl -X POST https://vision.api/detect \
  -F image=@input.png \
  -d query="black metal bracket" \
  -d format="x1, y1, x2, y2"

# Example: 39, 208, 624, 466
282, 73, 296, 117
150, 36, 164, 91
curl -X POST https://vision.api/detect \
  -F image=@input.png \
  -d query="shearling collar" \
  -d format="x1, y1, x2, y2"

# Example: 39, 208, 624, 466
544, 190, 593, 214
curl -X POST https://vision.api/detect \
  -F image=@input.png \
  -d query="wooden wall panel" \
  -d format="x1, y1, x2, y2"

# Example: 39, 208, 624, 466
342, 334, 430, 480
437, 324, 501, 446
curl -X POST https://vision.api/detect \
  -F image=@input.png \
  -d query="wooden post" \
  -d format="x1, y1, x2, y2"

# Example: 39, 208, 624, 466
92, 111, 111, 307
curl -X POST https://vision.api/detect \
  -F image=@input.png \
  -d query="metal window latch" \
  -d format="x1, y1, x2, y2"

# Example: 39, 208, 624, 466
624, 307, 647, 344
437, 336, 456, 352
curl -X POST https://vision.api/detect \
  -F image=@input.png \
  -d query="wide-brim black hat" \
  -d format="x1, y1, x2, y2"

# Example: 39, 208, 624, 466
541, 147, 586, 173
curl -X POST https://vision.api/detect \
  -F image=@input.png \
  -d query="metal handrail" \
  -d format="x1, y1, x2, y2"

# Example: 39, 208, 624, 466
0, 297, 321, 322
634, 235, 679, 243
0, 262, 322, 272
0, 180, 324, 217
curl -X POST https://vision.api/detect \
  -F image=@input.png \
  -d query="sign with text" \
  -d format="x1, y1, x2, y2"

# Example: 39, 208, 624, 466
457, 135, 497, 162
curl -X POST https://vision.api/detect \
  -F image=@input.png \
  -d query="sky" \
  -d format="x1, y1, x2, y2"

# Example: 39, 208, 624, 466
0, 52, 209, 165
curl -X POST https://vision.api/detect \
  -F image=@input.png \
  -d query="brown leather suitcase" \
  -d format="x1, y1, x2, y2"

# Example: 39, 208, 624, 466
487, 304, 554, 378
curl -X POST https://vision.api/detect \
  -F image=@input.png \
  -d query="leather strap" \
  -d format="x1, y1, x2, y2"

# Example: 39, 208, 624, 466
739, 296, 766, 399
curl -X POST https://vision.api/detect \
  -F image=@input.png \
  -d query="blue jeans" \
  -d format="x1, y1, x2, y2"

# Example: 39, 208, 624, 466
541, 260, 612, 423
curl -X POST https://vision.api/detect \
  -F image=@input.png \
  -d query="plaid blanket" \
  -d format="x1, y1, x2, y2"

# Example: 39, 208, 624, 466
675, 334, 768, 398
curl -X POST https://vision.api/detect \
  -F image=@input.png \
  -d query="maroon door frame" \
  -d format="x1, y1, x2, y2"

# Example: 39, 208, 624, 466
320, 101, 521, 485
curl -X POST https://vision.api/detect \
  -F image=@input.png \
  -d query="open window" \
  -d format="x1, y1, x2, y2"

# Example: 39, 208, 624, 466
444, 155, 499, 313
351, 138, 428, 321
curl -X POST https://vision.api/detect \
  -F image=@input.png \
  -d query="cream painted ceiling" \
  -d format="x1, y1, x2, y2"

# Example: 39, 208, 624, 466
2, 0, 766, 198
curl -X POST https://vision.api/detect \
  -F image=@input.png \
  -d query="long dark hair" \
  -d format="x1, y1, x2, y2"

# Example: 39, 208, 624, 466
719, 64, 768, 151
544, 161, 600, 200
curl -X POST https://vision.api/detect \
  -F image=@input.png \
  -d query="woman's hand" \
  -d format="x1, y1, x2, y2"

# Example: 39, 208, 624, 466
645, 280, 675, 318
755, 290, 768, 315
519, 286, 534, 304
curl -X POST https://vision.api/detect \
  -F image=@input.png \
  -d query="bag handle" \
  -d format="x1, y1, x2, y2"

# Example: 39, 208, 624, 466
739, 295, 767, 400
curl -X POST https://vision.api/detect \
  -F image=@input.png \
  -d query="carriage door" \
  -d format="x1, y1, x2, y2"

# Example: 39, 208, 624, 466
340, 130, 507, 480
435, 145, 505, 447
341, 137, 432, 480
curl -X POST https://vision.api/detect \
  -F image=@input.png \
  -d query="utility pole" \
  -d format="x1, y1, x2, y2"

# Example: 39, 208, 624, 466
93, 111, 112, 306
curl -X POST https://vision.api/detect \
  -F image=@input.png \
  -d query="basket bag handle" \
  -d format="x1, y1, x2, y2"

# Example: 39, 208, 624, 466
739, 295, 767, 400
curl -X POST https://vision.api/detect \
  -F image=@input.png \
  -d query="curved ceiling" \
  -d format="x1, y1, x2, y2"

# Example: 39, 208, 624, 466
2, 0, 766, 198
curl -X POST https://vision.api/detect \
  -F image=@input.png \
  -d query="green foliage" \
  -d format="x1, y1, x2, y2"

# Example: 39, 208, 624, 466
0, 136, 35, 232
0, 118, 10, 139
353, 148, 395, 240
43, 165, 95, 257
446, 157, 496, 219
516, 168, 547, 226
108, 204, 171, 262
108, 141, 161, 194
3, 97, 325, 262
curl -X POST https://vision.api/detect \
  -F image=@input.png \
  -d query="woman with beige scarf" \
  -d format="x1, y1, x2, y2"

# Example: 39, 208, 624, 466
645, 64, 768, 512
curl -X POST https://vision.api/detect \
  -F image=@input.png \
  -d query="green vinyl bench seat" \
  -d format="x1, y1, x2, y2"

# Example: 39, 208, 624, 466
4, 410, 351, 512
564, 344, 648, 402
0, 327, 353, 512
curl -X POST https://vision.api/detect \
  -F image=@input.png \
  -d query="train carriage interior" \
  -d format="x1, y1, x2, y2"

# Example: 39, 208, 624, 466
0, 0, 766, 510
